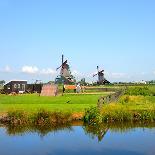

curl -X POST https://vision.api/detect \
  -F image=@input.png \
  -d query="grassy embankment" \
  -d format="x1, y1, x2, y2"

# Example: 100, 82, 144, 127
1, 85, 155, 125
0, 92, 109, 125
84, 85, 155, 123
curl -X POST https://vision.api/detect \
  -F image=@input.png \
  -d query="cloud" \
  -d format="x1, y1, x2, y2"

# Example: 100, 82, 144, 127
141, 72, 147, 75
40, 68, 57, 75
4, 65, 12, 72
110, 72, 127, 79
72, 70, 80, 76
104, 72, 131, 82
22, 66, 39, 74
0, 65, 12, 72
21, 66, 57, 75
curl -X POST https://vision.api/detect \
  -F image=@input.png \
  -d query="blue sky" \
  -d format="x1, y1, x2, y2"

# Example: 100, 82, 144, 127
0, 0, 155, 83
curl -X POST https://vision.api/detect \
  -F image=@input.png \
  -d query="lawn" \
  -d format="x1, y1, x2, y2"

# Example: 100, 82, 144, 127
0, 93, 108, 113
103, 95, 155, 111
1, 85, 155, 116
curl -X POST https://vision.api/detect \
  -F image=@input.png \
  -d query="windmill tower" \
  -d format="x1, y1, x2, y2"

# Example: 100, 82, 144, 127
93, 66, 110, 85
55, 55, 75, 84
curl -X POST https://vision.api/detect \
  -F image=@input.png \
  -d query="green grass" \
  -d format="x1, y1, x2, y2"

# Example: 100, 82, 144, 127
1, 85, 155, 123
84, 95, 155, 123
0, 93, 108, 113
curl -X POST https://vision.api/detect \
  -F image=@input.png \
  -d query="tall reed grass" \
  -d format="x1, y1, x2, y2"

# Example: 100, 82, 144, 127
3, 109, 72, 126
83, 107, 155, 124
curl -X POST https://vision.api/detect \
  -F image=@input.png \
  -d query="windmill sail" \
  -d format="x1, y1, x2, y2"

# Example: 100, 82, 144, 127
93, 66, 110, 85
55, 55, 75, 84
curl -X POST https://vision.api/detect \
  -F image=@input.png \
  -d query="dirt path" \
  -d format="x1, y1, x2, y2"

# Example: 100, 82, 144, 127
65, 92, 114, 95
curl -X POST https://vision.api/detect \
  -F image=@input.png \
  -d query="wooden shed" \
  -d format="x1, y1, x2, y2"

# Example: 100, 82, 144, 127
4, 80, 27, 94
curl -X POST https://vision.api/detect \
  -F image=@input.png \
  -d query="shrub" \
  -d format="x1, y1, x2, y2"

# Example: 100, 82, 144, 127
83, 107, 102, 124
125, 87, 152, 96
7, 110, 28, 125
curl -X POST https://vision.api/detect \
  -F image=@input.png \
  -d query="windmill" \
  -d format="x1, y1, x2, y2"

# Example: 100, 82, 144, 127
93, 66, 110, 85
55, 55, 75, 84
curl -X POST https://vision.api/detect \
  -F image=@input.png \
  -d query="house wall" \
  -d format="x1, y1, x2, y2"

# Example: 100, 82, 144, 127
4, 81, 27, 93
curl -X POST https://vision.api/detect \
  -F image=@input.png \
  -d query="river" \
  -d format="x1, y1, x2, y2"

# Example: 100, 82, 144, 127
0, 122, 155, 155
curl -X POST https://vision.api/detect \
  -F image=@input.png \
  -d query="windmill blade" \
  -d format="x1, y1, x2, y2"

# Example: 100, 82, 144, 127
99, 70, 104, 73
56, 60, 68, 70
97, 66, 99, 71
56, 65, 62, 71
93, 73, 98, 77
63, 60, 67, 65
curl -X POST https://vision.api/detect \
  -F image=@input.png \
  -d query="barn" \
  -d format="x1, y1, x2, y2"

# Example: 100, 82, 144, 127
4, 80, 27, 94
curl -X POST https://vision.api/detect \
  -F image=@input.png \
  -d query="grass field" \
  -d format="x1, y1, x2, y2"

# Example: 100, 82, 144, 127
103, 95, 155, 111
1, 85, 155, 123
0, 93, 109, 113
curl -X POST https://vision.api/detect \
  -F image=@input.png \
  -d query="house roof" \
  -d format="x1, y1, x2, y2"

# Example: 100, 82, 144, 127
4, 80, 27, 86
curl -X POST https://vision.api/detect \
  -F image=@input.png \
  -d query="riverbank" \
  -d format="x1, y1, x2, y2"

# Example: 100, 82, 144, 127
1, 95, 155, 126
1, 86, 155, 125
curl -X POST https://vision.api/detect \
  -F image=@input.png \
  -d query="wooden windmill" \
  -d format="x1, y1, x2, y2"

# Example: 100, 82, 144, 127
55, 55, 75, 84
93, 66, 110, 85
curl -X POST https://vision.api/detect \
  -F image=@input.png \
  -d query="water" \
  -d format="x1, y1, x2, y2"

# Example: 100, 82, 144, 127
0, 123, 155, 155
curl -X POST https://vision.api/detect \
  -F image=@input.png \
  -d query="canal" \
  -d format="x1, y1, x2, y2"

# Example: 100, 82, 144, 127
0, 123, 155, 155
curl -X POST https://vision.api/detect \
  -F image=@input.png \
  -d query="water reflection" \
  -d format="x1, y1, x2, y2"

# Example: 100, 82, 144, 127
1, 121, 155, 140
83, 122, 155, 142
0, 122, 155, 155
2, 123, 73, 137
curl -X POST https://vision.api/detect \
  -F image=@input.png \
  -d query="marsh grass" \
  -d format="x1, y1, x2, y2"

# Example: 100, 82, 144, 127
83, 106, 155, 124
5, 109, 73, 126
125, 86, 155, 96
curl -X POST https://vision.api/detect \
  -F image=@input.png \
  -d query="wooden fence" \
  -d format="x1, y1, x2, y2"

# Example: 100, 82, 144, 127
97, 88, 126, 110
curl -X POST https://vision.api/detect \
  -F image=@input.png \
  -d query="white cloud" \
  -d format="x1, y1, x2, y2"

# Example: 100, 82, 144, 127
21, 66, 57, 75
72, 70, 79, 76
141, 72, 147, 75
40, 68, 57, 75
0, 65, 12, 72
110, 72, 127, 79
4, 65, 12, 72
104, 72, 131, 82
22, 66, 39, 74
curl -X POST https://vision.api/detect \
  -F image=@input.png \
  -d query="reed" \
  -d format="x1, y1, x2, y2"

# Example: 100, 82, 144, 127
3, 109, 73, 126
83, 107, 155, 124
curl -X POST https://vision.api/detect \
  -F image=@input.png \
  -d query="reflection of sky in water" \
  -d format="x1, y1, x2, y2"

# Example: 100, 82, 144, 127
0, 126, 155, 155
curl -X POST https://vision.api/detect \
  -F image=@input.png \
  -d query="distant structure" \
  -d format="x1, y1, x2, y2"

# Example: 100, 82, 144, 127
27, 80, 43, 94
133, 80, 147, 85
40, 84, 58, 96
55, 54, 75, 84
4, 80, 27, 94
93, 66, 110, 85
3, 80, 43, 94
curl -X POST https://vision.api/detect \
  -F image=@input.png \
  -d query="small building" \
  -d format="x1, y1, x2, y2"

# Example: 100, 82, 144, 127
4, 80, 27, 94
27, 84, 43, 93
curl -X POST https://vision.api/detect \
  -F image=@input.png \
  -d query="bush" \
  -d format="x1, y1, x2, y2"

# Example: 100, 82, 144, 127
125, 87, 152, 96
8, 110, 28, 125
6, 109, 72, 126
83, 107, 155, 124
83, 107, 102, 124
